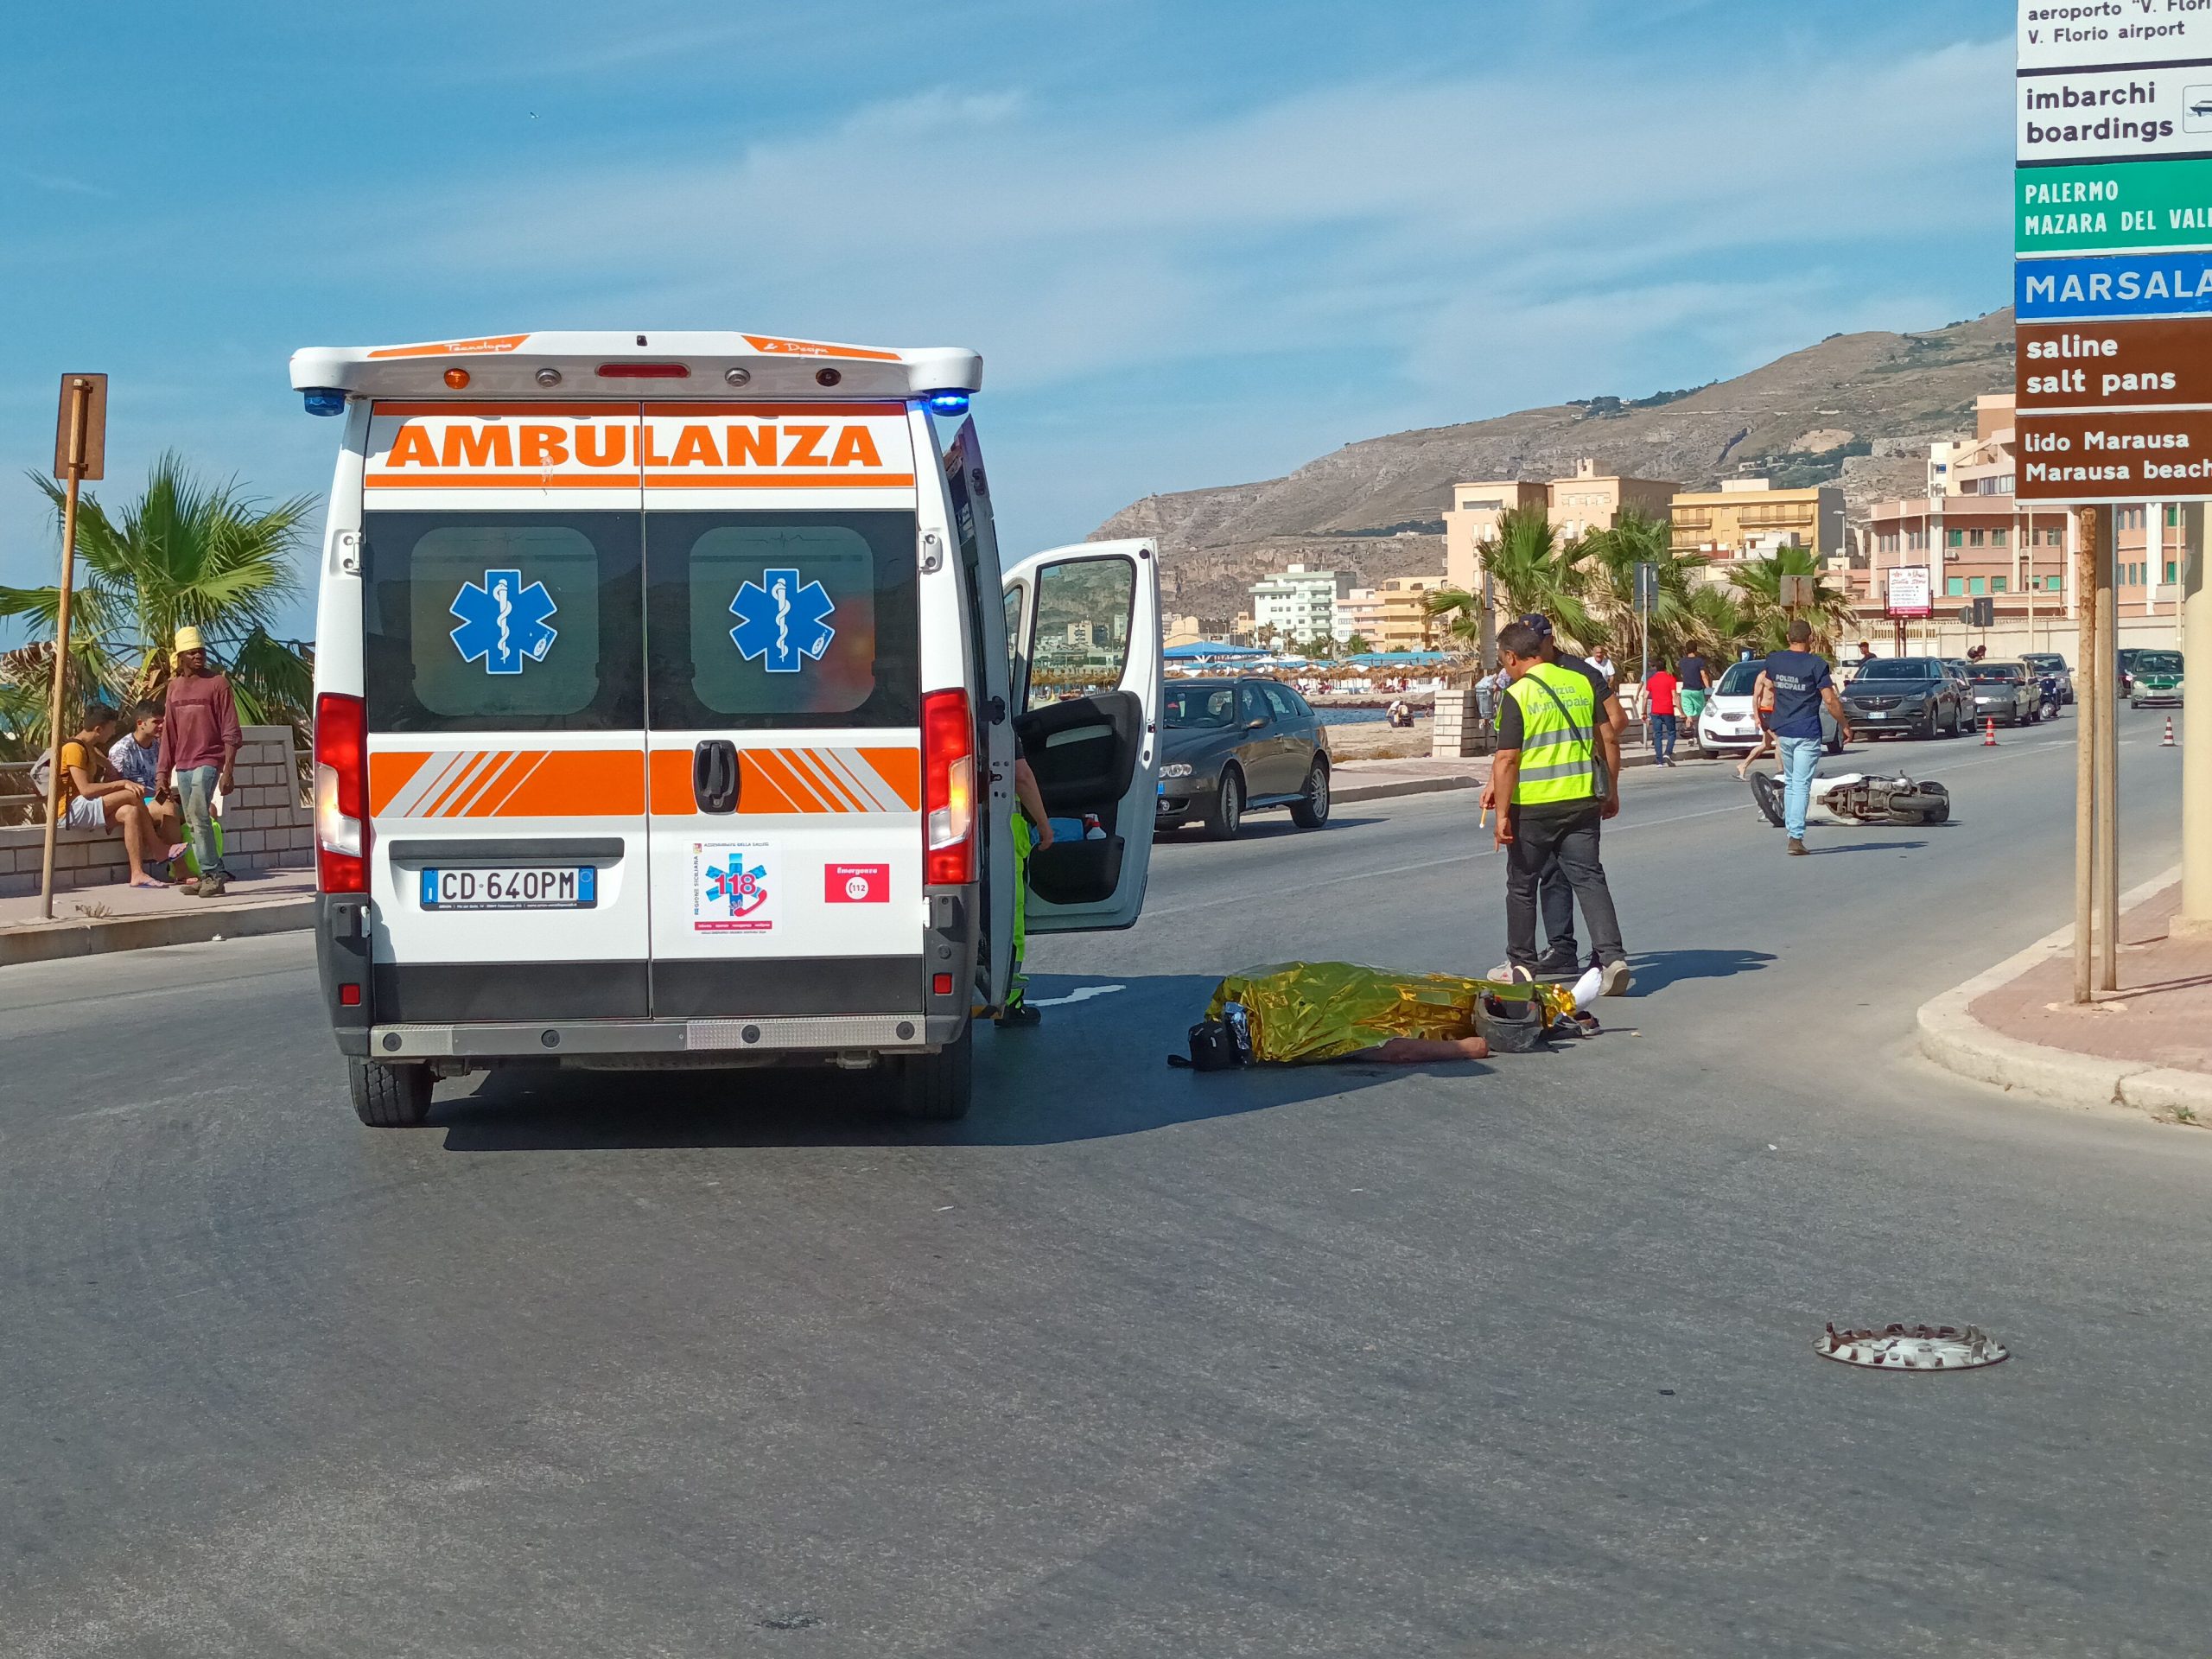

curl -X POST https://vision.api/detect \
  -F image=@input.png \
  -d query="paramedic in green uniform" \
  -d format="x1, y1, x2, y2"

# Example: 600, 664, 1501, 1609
999, 736, 1054, 1027
1486, 620, 1631, 996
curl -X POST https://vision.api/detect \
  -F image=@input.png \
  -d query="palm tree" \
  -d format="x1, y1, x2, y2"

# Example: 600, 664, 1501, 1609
0, 454, 315, 728
1577, 508, 1713, 672
1428, 505, 1594, 659
1681, 584, 1752, 667
1731, 548, 1858, 655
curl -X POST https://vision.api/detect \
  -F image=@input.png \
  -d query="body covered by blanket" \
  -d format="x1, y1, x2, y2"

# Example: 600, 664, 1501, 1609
1205, 962, 1573, 1065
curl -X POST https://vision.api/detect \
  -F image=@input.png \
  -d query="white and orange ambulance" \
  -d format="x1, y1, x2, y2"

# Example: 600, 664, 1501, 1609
291, 331, 1160, 1125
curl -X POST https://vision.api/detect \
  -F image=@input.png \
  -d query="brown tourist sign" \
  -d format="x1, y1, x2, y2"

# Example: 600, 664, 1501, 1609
2017, 319, 2212, 410
2014, 405, 2212, 501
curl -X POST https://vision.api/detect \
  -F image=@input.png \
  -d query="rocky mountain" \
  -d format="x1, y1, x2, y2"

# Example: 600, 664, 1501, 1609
1097, 308, 2015, 620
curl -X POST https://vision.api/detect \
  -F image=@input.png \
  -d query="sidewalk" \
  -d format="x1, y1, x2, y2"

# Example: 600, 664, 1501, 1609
1331, 755, 1486, 804
0, 868, 316, 969
1917, 866, 2212, 1122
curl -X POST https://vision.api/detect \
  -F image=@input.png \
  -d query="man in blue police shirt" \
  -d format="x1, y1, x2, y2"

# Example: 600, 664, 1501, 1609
1762, 620, 1853, 855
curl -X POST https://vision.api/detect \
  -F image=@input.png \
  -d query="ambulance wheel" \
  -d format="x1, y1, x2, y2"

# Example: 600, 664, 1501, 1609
1289, 760, 1331, 828
348, 1058, 433, 1128
886, 1022, 973, 1122
1203, 766, 1244, 841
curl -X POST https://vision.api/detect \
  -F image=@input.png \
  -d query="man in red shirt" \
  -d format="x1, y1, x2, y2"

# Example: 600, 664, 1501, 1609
1643, 664, 1681, 766
155, 626, 242, 897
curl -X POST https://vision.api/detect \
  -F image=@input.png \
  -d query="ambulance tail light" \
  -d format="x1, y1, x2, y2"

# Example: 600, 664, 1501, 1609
595, 363, 691, 378
922, 688, 976, 886
314, 692, 368, 894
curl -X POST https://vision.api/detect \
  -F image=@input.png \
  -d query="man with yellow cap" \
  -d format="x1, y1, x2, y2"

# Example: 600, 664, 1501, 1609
155, 626, 241, 898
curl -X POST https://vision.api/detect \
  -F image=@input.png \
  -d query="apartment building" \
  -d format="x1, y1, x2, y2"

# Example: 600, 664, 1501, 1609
1669, 479, 1847, 572
1441, 461, 1675, 592
1249, 563, 1350, 646
1335, 586, 1384, 645
1374, 575, 1450, 652
1861, 394, 2181, 627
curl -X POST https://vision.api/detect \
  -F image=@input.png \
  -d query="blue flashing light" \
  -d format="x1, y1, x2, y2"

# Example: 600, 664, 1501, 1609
302, 388, 348, 417
925, 391, 970, 417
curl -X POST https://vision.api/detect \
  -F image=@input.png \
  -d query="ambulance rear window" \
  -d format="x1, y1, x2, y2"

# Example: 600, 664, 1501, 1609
645, 511, 919, 730
361, 512, 643, 732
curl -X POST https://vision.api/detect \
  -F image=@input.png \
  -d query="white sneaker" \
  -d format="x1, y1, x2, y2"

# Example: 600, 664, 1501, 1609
1599, 959, 1633, 997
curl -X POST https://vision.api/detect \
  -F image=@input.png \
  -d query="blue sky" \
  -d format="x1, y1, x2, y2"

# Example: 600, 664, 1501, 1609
3, 1, 2016, 640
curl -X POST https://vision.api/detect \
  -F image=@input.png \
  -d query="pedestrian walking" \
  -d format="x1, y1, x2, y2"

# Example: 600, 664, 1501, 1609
155, 626, 242, 898
1763, 620, 1853, 856
1735, 675, 1777, 781
1484, 621, 1630, 995
1676, 649, 1709, 727
1643, 663, 1681, 766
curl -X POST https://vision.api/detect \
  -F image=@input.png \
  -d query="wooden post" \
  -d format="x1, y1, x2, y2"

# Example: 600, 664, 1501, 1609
2095, 507, 2120, 993
2074, 505, 2098, 1003
36, 378, 94, 921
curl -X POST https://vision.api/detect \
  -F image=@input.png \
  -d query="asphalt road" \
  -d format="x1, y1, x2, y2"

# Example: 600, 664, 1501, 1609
4, 708, 2205, 1658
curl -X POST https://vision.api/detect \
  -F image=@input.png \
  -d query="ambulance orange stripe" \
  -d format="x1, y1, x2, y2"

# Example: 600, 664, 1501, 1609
735, 753, 806, 815
805, 748, 879, 811
749, 749, 837, 813
366, 335, 530, 359
742, 334, 904, 362
643, 402, 907, 417
365, 474, 641, 489
859, 747, 924, 810
786, 749, 868, 813
647, 747, 695, 814
641, 474, 916, 489
497, 750, 645, 817
369, 752, 432, 817
462, 752, 542, 817
372, 402, 634, 417
422, 752, 503, 819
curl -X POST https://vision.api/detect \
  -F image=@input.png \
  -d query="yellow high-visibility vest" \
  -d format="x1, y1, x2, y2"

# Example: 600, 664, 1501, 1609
1505, 662, 1599, 806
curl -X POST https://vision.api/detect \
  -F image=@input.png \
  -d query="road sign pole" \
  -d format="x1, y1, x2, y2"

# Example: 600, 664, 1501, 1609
37, 378, 93, 922
2096, 507, 2121, 993
2181, 504, 2212, 934
2074, 506, 2099, 1002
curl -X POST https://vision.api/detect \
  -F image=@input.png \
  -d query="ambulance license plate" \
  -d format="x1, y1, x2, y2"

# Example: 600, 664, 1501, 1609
420, 867, 595, 910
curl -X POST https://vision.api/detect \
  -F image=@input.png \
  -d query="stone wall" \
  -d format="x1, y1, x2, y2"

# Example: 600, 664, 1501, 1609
0, 724, 311, 897
1431, 689, 1494, 759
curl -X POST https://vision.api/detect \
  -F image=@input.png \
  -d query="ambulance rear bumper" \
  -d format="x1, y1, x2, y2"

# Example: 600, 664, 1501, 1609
364, 1012, 963, 1061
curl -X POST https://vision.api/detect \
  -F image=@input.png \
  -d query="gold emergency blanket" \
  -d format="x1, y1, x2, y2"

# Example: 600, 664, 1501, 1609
1205, 962, 1573, 1064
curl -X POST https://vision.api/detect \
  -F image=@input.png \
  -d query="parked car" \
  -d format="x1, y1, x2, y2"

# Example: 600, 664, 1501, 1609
1964, 660, 2040, 726
1696, 659, 1842, 757
1840, 656, 1970, 741
2020, 652, 2074, 704
2127, 648, 2184, 709
1155, 677, 1332, 839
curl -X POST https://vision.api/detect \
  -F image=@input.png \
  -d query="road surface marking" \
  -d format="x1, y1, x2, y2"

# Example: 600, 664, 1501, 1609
1027, 983, 1126, 1007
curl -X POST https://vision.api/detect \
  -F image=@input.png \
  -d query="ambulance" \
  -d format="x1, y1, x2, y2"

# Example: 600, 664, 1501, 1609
290, 331, 1160, 1126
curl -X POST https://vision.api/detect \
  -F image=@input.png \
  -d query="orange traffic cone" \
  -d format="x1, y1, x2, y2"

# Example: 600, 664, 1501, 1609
1983, 717, 1998, 746
2163, 715, 2177, 747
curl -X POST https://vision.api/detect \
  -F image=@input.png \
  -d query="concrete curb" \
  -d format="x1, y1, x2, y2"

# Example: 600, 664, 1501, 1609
1915, 863, 2212, 1122
1332, 772, 1484, 805
0, 895, 315, 969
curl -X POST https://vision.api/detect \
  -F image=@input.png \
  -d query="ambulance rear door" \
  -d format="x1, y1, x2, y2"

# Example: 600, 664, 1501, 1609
639, 400, 929, 1031
359, 401, 651, 1020
1002, 538, 1162, 932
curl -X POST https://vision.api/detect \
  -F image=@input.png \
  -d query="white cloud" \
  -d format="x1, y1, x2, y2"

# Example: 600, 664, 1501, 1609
334, 33, 2009, 404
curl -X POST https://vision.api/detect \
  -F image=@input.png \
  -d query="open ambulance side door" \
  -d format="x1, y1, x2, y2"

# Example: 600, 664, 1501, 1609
1001, 538, 1161, 933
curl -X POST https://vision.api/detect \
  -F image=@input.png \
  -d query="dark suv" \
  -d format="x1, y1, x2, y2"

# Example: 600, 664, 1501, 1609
1155, 677, 1331, 840
1840, 657, 1970, 740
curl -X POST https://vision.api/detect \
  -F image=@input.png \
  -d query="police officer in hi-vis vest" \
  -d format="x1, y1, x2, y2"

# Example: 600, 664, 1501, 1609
1483, 619, 1632, 996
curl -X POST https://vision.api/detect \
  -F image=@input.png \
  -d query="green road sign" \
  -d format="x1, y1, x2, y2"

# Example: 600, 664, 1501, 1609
2018, 157, 2212, 257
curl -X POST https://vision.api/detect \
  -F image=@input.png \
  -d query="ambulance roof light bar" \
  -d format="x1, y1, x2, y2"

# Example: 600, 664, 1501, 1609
289, 331, 982, 407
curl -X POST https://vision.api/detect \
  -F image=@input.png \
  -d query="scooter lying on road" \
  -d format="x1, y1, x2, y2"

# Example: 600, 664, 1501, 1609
1750, 769, 1951, 828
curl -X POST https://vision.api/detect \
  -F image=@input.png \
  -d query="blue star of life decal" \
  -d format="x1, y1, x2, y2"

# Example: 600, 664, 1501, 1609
730, 567, 836, 673
450, 569, 558, 675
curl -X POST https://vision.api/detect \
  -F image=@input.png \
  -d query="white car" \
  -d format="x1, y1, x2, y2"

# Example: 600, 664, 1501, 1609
1696, 659, 1842, 758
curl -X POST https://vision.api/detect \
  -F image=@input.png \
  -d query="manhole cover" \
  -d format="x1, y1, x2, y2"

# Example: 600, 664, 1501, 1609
1817, 1323, 2007, 1371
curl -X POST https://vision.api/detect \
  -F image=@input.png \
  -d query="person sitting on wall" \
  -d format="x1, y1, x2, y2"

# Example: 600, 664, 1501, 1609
53, 703, 167, 889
